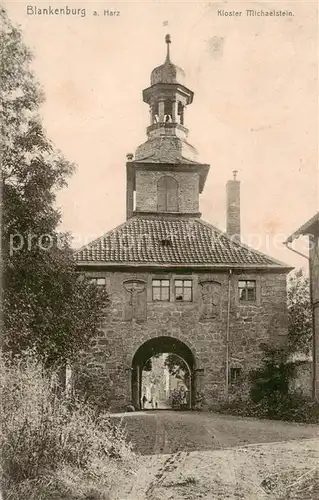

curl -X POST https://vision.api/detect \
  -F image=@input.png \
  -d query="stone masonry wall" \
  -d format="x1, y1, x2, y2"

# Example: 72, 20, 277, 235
81, 269, 288, 411
135, 170, 199, 213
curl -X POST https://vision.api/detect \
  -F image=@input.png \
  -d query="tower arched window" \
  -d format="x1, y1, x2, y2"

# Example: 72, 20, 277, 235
178, 102, 184, 125
164, 101, 173, 123
157, 176, 179, 212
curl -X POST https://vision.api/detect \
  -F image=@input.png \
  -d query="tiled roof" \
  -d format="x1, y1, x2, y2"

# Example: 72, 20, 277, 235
75, 217, 289, 269
135, 136, 198, 164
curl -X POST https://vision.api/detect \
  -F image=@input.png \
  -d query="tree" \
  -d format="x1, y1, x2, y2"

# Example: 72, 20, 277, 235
287, 269, 312, 356
249, 343, 296, 403
1, 7, 108, 369
164, 354, 189, 385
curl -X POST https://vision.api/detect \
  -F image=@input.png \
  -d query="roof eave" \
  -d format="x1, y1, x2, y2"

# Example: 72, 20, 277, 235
284, 212, 319, 243
75, 261, 293, 272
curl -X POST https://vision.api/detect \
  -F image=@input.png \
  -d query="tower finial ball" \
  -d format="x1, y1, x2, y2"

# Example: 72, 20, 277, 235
165, 34, 171, 44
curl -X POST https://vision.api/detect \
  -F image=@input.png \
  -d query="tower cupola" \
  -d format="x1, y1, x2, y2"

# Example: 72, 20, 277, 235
150, 34, 186, 86
135, 34, 197, 163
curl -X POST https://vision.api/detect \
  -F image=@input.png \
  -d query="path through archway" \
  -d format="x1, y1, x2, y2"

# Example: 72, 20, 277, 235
131, 336, 196, 410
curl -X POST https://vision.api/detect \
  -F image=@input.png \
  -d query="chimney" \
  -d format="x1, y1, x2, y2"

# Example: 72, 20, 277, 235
126, 153, 134, 220
226, 170, 241, 243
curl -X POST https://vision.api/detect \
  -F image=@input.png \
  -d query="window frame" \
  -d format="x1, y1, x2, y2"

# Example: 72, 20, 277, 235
230, 367, 242, 384
152, 278, 170, 302
238, 279, 257, 303
174, 278, 193, 302
88, 277, 107, 287
235, 275, 261, 306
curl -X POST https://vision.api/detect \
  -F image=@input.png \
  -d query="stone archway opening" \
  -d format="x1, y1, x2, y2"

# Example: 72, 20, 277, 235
131, 336, 196, 410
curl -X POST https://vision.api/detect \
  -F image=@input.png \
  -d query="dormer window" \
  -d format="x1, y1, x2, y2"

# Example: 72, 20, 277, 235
157, 176, 179, 212
160, 238, 172, 247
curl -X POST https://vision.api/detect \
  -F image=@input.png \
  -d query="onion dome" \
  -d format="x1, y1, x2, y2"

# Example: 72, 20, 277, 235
150, 34, 185, 85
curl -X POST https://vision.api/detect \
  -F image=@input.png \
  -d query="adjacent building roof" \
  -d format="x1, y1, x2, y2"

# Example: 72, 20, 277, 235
285, 212, 319, 243
74, 217, 290, 270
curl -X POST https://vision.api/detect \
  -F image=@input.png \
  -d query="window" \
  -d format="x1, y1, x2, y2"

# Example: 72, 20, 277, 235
230, 367, 242, 384
174, 279, 192, 302
152, 279, 170, 301
157, 176, 179, 212
238, 280, 256, 302
160, 238, 172, 247
89, 277, 106, 287
178, 102, 184, 125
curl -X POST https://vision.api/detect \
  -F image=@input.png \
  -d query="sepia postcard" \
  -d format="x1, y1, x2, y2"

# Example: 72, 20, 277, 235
1, 1, 318, 498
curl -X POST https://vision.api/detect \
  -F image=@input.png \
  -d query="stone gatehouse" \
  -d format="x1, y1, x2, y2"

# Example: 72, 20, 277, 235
75, 35, 291, 411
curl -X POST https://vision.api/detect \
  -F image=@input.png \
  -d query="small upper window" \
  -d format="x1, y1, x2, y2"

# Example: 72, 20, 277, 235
230, 367, 242, 384
152, 279, 170, 301
238, 280, 256, 302
175, 279, 192, 302
89, 277, 106, 287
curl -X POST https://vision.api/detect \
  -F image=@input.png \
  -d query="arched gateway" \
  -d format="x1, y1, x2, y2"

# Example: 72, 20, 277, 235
131, 336, 196, 410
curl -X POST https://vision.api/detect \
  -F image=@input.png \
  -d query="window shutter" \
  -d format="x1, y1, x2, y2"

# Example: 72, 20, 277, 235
157, 176, 179, 212
166, 177, 178, 211
157, 177, 167, 211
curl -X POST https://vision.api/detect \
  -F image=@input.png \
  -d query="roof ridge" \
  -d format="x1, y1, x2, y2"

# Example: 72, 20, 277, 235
196, 218, 291, 268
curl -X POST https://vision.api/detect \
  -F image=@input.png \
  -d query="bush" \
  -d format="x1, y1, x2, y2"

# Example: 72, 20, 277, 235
0, 354, 137, 499
215, 393, 319, 424
73, 361, 113, 414
214, 343, 319, 424
249, 343, 296, 403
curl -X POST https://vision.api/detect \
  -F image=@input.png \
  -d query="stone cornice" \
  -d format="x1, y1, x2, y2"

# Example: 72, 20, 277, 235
75, 261, 293, 273
131, 211, 202, 219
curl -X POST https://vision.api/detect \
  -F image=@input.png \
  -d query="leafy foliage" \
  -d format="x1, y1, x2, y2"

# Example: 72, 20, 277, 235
1, 7, 108, 368
215, 394, 319, 423
73, 359, 113, 413
287, 269, 312, 355
0, 353, 136, 499
143, 358, 153, 371
1, 6, 72, 240
164, 353, 189, 385
214, 341, 319, 424
249, 343, 297, 403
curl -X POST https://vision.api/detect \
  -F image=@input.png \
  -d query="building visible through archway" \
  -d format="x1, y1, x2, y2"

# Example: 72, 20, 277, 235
132, 336, 196, 410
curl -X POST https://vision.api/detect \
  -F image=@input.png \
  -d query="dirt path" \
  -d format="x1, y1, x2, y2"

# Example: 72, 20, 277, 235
111, 411, 318, 499
118, 439, 319, 500
111, 410, 318, 455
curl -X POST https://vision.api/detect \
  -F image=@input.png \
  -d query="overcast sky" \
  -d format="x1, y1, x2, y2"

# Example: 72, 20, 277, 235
5, 1, 318, 269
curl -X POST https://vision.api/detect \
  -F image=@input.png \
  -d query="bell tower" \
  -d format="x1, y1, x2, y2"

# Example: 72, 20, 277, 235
126, 35, 210, 219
